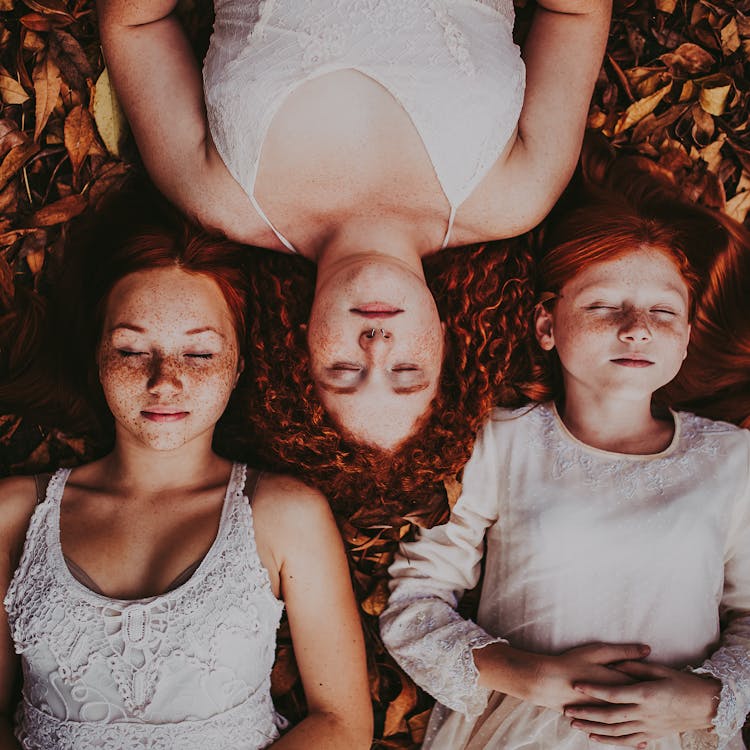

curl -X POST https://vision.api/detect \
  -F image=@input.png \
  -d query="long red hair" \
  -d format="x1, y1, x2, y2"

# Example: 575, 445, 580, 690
0, 178, 251, 449
530, 135, 750, 421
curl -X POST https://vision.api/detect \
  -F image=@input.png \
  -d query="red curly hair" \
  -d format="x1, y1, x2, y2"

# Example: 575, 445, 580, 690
229, 238, 538, 524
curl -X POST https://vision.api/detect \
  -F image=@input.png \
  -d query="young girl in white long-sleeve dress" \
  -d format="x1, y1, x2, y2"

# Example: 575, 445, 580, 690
0, 188, 372, 750
380, 155, 750, 749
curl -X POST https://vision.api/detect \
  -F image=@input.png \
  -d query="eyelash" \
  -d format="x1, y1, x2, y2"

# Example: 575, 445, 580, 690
116, 350, 214, 359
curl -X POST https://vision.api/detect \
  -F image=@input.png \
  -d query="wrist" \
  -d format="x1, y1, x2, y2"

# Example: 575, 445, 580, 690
692, 675, 722, 731
473, 642, 544, 702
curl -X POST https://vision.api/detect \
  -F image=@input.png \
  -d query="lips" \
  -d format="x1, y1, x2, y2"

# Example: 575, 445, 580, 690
351, 304, 403, 318
141, 410, 189, 422
610, 358, 654, 368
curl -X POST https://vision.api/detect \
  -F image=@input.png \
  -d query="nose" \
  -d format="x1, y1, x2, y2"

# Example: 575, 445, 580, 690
147, 354, 183, 395
359, 327, 392, 357
618, 310, 652, 343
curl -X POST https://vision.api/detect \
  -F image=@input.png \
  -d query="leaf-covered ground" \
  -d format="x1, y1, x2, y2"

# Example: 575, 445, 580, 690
0, 0, 748, 747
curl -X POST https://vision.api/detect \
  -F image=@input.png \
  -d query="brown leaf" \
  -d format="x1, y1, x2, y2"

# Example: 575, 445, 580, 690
0, 0, 15, 11
33, 53, 62, 141
0, 69, 29, 105
655, 0, 677, 13
614, 82, 673, 135
270, 644, 299, 697
49, 29, 93, 90
23, 0, 74, 21
21, 29, 45, 52
30, 193, 86, 226
698, 133, 727, 173
0, 140, 39, 191
383, 680, 418, 737
64, 105, 95, 175
19, 229, 47, 274
407, 709, 432, 746
361, 578, 389, 617
444, 475, 462, 510
719, 17, 741, 56
698, 74, 733, 116
659, 43, 715, 76
0, 118, 26, 158
19, 13, 71, 31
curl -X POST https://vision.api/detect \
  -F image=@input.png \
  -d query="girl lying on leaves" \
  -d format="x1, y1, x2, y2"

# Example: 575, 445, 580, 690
95, 0, 611, 452
0, 186, 372, 750
380, 143, 750, 749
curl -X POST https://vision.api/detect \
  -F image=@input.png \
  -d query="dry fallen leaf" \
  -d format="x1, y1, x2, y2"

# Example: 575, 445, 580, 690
614, 82, 673, 134
0, 69, 29, 105
30, 193, 86, 226
698, 73, 733, 116
92, 66, 127, 157
32, 53, 61, 141
63, 104, 95, 176
0, 140, 39, 191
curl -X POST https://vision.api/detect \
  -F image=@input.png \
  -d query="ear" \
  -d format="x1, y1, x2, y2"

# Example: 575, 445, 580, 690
535, 305, 556, 351
235, 356, 245, 386
682, 323, 691, 361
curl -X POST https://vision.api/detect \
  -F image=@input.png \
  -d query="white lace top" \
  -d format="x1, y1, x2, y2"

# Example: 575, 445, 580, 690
381, 404, 750, 750
203, 0, 526, 252
4, 463, 286, 750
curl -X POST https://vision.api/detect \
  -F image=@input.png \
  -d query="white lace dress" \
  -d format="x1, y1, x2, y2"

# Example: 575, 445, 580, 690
203, 0, 525, 251
380, 404, 750, 750
4, 463, 286, 750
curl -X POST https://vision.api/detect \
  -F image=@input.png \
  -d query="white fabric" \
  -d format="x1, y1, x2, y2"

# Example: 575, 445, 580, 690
4, 463, 286, 750
203, 0, 526, 252
380, 403, 750, 750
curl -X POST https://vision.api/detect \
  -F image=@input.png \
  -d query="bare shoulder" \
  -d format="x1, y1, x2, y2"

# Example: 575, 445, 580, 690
0, 475, 39, 565
252, 472, 333, 528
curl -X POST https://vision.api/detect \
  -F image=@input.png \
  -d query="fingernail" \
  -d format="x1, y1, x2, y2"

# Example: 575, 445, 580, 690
640, 645, 651, 655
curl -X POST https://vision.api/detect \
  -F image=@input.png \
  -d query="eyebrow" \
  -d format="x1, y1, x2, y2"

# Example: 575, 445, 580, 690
317, 381, 431, 396
109, 324, 225, 337
573, 282, 687, 298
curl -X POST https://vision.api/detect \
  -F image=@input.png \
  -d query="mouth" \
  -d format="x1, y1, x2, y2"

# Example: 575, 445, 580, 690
141, 411, 190, 422
350, 304, 403, 319
610, 358, 654, 368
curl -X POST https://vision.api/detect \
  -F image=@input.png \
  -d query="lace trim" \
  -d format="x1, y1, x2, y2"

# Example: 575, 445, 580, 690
16, 690, 282, 750
692, 642, 750, 749
6, 463, 284, 722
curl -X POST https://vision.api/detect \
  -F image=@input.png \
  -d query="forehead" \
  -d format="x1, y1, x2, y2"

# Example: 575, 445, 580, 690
564, 247, 689, 297
104, 267, 234, 331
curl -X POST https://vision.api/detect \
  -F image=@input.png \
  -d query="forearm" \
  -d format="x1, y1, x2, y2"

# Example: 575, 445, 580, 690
270, 710, 371, 750
97, 5, 209, 212
474, 641, 543, 701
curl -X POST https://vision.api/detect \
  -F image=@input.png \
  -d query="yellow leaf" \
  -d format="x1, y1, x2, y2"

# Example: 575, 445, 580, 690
719, 17, 740, 56
92, 66, 128, 158
614, 82, 673, 135
64, 104, 95, 175
698, 133, 726, 174
0, 73, 28, 105
726, 191, 750, 224
655, 0, 677, 12
698, 74, 733, 116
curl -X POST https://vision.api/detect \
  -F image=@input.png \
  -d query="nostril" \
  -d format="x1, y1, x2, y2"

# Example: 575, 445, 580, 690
364, 328, 377, 339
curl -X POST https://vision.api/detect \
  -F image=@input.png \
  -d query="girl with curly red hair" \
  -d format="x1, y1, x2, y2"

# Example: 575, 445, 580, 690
380, 144, 750, 749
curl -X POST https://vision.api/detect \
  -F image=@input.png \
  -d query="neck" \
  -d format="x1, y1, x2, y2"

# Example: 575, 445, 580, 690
559, 385, 673, 455
314, 219, 429, 282
100, 433, 226, 494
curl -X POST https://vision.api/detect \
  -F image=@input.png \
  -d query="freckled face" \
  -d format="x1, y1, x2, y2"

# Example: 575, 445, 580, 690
307, 256, 444, 450
97, 267, 242, 452
536, 247, 691, 403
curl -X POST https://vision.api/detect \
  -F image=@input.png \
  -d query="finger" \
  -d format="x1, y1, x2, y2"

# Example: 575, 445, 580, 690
610, 660, 668, 679
587, 643, 651, 663
573, 683, 642, 704
589, 733, 650, 748
569, 719, 641, 737
565, 704, 639, 724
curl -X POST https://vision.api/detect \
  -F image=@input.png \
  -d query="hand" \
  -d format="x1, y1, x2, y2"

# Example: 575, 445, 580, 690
564, 660, 721, 747
527, 643, 651, 713
475, 642, 650, 713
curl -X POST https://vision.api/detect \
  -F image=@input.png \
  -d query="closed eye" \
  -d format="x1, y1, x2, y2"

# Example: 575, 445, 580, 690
185, 353, 214, 359
651, 308, 677, 315
117, 349, 146, 358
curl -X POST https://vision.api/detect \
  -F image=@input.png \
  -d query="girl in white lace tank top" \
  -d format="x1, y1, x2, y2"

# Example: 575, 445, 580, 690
380, 161, 750, 748
0, 203, 372, 749
96, 0, 612, 452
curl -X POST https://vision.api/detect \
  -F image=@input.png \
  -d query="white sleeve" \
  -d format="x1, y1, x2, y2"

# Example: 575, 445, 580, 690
691, 432, 750, 748
379, 419, 506, 717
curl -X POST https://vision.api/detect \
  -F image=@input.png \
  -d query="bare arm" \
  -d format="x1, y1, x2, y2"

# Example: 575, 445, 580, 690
253, 476, 372, 749
484, 0, 612, 235
96, 1, 250, 235
0, 477, 37, 749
